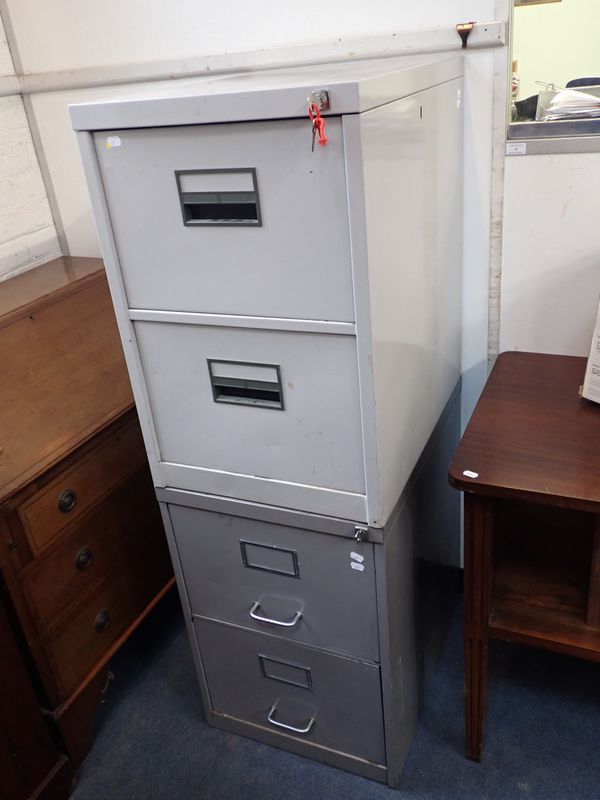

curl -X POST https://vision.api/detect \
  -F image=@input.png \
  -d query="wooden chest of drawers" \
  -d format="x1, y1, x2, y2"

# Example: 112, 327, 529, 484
0, 257, 174, 767
1, 592, 74, 800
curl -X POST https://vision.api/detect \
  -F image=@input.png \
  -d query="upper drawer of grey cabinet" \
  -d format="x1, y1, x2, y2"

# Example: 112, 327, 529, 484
170, 503, 379, 662
134, 321, 366, 503
94, 119, 354, 321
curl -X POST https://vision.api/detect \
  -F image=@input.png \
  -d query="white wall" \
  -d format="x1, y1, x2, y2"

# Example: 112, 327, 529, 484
7, 0, 496, 73
0, 15, 59, 280
0, 10, 13, 76
501, 2, 600, 361
501, 152, 600, 356
461, 49, 495, 419
513, 0, 600, 99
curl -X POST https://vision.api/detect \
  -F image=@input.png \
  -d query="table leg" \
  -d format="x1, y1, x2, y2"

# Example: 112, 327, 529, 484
463, 495, 493, 761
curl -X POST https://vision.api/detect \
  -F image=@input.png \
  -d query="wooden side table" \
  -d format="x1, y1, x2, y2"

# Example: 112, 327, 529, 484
449, 351, 600, 762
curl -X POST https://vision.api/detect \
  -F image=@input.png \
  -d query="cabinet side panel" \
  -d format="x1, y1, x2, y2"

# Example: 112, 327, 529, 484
342, 115, 382, 526
361, 78, 463, 523
377, 385, 461, 787
375, 507, 417, 788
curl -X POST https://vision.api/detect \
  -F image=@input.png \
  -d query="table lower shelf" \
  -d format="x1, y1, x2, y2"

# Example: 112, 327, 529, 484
489, 557, 600, 661
490, 599, 600, 665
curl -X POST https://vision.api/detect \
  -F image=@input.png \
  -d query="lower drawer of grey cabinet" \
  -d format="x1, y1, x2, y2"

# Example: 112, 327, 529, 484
195, 618, 385, 766
169, 503, 379, 661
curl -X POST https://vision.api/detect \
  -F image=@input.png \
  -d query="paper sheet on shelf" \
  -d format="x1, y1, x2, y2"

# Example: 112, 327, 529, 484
582, 296, 600, 404
541, 89, 600, 121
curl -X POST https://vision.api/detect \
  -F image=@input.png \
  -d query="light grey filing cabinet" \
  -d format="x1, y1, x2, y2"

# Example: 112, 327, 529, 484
71, 53, 464, 787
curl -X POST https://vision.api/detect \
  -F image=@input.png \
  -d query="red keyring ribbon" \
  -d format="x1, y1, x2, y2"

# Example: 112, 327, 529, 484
308, 101, 328, 146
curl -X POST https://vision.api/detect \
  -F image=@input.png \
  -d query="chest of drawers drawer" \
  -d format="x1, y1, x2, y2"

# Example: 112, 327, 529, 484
21, 468, 164, 635
39, 511, 173, 700
168, 502, 379, 661
15, 417, 147, 555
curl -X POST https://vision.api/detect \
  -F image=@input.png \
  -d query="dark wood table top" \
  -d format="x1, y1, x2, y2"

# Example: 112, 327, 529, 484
449, 351, 600, 512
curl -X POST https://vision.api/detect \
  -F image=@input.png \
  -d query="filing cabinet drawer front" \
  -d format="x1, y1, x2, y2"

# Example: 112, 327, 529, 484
136, 322, 365, 493
21, 468, 166, 634
16, 418, 147, 555
195, 620, 385, 766
94, 120, 354, 321
170, 504, 379, 660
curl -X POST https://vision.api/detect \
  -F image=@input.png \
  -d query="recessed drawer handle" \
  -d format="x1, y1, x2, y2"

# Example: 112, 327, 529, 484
57, 488, 77, 513
208, 360, 284, 410
94, 610, 110, 633
250, 601, 302, 628
176, 168, 261, 226
267, 704, 315, 735
75, 547, 94, 571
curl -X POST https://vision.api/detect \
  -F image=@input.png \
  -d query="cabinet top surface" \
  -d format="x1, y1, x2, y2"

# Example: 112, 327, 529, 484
449, 352, 600, 510
0, 257, 134, 503
69, 53, 462, 131
0, 257, 100, 322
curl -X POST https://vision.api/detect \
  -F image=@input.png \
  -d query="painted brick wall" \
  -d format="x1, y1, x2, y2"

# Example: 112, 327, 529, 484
0, 16, 60, 280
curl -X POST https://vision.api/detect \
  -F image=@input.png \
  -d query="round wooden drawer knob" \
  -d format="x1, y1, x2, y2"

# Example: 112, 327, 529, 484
57, 488, 77, 513
94, 610, 111, 633
75, 546, 94, 571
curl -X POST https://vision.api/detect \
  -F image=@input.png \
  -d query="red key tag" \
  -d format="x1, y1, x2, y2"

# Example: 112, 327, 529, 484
308, 101, 328, 149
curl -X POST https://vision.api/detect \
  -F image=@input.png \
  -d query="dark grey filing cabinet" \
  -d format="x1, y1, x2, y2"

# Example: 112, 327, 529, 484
71, 54, 463, 787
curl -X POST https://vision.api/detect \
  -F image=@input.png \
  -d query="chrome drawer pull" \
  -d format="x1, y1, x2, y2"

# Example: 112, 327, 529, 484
250, 601, 302, 628
267, 705, 315, 735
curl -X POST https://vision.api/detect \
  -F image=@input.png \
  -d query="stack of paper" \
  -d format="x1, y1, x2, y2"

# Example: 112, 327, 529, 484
541, 88, 600, 120
583, 296, 600, 405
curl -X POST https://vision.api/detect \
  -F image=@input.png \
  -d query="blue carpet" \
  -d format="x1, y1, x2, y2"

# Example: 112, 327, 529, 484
71, 592, 600, 799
